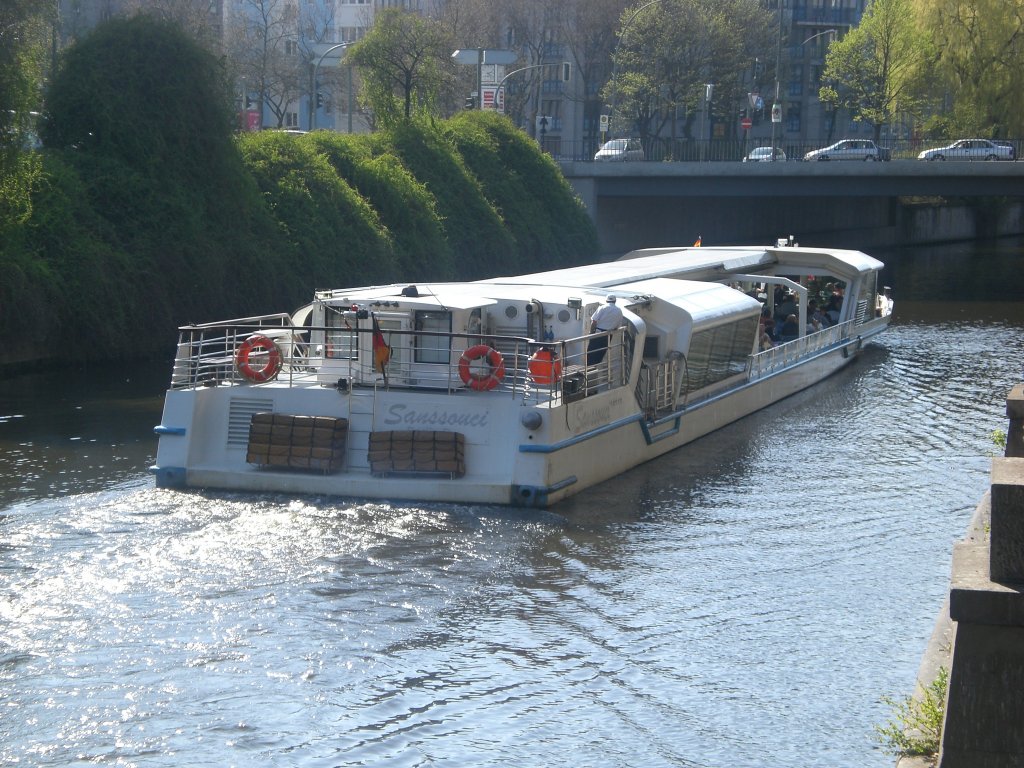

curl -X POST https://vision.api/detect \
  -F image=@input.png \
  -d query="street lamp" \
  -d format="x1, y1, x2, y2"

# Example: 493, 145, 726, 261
451, 48, 518, 110
800, 29, 836, 144
771, 25, 837, 156
311, 41, 353, 131
606, 0, 667, 137
492, 61, 571, 123
802, 28, 837, 47
770, 0, 784, 162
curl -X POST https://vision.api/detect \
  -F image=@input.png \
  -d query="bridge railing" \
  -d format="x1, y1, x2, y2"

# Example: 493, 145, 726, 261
554, 137, 1021, 163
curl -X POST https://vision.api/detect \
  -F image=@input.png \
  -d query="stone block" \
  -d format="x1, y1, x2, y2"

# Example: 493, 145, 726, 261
990, 457, 1024, 583
940, 622, 1024, 768
1006, 383, 1024, 458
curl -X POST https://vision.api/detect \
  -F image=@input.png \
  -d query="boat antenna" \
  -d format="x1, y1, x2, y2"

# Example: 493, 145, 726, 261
417, 284, 449, 312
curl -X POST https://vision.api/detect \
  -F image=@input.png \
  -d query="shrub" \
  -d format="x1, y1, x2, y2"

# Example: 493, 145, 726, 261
377, 118, 516, 280
876, 667, 948, 758
238, 131, 396, 291
305, 132, 453, 280
447, 111, 598, 273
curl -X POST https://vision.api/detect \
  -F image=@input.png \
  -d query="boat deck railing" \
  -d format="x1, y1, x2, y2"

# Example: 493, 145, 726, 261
748, 319, 854, 381
168, 316, 630, 405
634, 319, 857, 420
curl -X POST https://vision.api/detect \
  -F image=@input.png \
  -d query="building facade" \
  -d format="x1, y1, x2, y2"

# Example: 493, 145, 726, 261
58, 0, 874, 151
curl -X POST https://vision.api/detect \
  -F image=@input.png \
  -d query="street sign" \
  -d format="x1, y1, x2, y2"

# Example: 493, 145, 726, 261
599, 114, 609, 130
741, 117, 752, 130
483, 49, 518, 66
771, 103, 782, 123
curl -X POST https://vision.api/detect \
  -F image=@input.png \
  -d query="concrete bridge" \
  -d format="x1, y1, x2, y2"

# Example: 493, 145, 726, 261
558, 160, 1024, 254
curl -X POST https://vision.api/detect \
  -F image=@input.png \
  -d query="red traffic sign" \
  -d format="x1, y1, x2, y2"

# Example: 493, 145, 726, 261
741, 117, 752, 130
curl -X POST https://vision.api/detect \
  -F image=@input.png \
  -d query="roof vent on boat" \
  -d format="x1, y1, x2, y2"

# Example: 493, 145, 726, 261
401, 285, 419, 297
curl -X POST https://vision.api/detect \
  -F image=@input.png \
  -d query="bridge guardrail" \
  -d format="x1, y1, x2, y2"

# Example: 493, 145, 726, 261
550, 138, 1021, 164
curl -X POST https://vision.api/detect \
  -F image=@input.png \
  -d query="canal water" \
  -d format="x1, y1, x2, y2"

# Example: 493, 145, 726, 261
2, 240, 1023, 767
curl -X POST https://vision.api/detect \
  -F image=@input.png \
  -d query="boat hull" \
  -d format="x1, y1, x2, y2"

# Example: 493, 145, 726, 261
153, 336, 865, 507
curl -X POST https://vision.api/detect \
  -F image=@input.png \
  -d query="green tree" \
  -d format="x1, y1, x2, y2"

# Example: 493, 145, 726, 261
916, 0, 1024, 137
819, 0, 932, 143
347, 8, 454, 125
0, 0, 52, 167
40, 15, 281, 333
605, 0, 774, 153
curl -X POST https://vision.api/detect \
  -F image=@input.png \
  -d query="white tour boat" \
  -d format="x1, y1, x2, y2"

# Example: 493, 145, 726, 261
153, 241, 892, 507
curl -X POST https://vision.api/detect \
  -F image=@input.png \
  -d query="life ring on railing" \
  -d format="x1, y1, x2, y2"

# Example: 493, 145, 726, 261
235, 334, 283, 384
458, 345, 505, 391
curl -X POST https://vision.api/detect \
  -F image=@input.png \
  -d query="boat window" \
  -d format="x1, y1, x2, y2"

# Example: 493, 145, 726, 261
414, 310, 451, 364
685, 315, 759, 391
643, 335, 660, 359
326, 310, 357, 359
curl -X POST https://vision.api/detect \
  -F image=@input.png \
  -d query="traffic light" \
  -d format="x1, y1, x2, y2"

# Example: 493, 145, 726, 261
740, 108, 747, 119
316, 92, 323, 108
465, 95, 475, 109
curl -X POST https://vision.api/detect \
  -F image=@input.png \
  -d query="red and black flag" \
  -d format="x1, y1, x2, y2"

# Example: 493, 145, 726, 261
371, 313, 391, 384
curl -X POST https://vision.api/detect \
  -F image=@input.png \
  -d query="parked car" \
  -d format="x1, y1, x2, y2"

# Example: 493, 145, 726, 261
917, 139, 1015, 161
803, 139, 890, 161
594, 138, 644, 162
743, 146, 786, 162
992, 141, 1017, 160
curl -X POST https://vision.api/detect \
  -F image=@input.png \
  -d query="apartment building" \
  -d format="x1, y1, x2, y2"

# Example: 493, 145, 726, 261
58, 0, 872, 150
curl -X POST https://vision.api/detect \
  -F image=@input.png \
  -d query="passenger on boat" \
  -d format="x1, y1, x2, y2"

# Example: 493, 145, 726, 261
875, 286, 893, 317
806, 300, 826, 331
824, 285, 843, 323
779, 314, 799, 343
759, 305, 777, 343
588, 295, 623, 365
776, 291, 798, 320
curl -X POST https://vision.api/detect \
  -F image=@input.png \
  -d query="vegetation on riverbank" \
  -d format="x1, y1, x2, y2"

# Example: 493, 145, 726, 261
0, 16, 597, 367
876, 666, 948, 760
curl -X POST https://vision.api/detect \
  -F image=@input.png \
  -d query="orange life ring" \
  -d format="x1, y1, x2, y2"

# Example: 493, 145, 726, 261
528, 348, 562, 385
458, 345, 505, 391
235, 334, 283, 383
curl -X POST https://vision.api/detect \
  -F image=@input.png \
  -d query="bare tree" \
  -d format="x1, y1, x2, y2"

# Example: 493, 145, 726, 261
226, 0, 301, 128
123, 0, 223, 48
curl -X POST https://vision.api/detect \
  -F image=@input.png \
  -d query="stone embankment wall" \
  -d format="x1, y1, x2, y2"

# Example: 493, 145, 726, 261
899, 200, 1024, 246
903, 384, 1024, 767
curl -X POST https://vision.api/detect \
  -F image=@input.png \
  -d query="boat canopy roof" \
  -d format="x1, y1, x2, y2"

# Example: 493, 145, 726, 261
617, 278, 761, 326
488, 245, 883, 290
302, 245, 881, 319
316, 285, 498, 311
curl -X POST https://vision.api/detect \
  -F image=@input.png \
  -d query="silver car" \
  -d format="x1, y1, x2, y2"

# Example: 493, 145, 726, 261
594, 138, 644, 162
744, 146, 786, 162
917, 139, 1014, 161
803, 139, 888, 161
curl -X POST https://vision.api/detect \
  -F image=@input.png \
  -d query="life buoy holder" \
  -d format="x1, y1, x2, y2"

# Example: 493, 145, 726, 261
458, 345, 505, 391
235, 333, 283, 384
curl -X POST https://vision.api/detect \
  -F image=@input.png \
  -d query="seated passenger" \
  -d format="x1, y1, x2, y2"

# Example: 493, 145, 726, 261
779, 314, 799, 343
759, 305, 777, 342
777, 291, 797, 320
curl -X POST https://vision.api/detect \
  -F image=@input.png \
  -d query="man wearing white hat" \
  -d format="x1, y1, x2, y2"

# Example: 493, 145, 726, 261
587, 295, 623, 365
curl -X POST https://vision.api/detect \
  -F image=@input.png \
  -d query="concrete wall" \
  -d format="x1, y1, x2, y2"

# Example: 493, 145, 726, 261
585, 193, 1024, 256
593, 194, 901, 254
907, 385, 1024, 768
561, 165, 1024, 255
